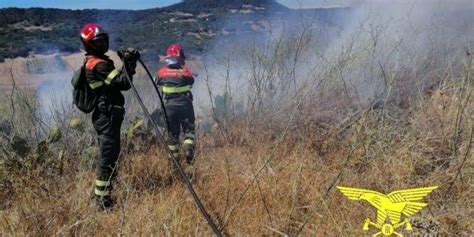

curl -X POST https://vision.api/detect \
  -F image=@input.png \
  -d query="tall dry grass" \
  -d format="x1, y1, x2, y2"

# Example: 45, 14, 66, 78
0, 81, 471, 235
1, 4, 473, 236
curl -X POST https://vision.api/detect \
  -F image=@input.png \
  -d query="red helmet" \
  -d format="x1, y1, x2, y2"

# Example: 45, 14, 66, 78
80, 23, 107, 45
80, 23, 109, 53
166, 44, 186, 60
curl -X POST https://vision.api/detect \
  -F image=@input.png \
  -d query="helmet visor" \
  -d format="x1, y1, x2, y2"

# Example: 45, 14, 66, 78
89, 33, 109, 54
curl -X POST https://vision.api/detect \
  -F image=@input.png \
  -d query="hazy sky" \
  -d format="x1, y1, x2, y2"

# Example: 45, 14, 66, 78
0, 0, 355, 10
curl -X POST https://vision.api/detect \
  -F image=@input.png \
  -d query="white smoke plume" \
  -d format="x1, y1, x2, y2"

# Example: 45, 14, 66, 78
194, 0, 472, 124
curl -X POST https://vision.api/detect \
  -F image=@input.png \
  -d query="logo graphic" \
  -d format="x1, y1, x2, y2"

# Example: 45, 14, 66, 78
337, 186, 438, 236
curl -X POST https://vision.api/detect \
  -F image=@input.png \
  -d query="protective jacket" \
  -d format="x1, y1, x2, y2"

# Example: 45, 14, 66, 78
85, 54, 132, 107
157, 65, 194, 101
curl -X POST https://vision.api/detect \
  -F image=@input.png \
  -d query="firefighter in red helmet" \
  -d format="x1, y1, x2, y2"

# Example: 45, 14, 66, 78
80, 23, 139, 211
155, 44, 196, 165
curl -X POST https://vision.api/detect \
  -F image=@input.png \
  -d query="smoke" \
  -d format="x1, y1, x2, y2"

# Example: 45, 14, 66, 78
195, 0, 473, 123
281, 0, 474, 9
319, 0, 473, 104
30, 1, 473, 128
33, 55, 74, 127
194, 8, 312, 106
193, 5, 352, 120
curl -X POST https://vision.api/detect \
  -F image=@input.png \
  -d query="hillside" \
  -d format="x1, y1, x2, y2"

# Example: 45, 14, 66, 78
164, 0, 287, 11
0, 0, 347, 61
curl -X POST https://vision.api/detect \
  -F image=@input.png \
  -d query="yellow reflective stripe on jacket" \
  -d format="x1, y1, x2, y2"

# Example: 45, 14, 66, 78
183, 139, 194, 145
90, 81, 104, 89
96, 180, 110, 187
162, 85, 191, 93
104, 69, 121, 85
95, 188, 110, 196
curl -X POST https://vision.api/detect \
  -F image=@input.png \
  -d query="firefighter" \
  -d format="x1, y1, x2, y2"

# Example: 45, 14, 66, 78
155, 44, 196, 164
80, 23, 139, 210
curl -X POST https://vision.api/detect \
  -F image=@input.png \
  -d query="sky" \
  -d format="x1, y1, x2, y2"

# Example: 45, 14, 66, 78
0, 0, 355, 10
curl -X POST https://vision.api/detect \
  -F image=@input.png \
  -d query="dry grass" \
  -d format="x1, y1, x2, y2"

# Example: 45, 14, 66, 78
0, 78, 472, 235
1, 6, 473, 235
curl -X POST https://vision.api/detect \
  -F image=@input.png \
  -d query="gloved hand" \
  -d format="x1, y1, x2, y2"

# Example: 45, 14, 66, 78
118, 48, 140, 62
118, 48, 140, 75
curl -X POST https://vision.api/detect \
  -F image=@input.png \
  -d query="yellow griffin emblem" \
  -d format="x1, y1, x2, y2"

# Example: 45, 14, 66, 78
337, 186, 438, 237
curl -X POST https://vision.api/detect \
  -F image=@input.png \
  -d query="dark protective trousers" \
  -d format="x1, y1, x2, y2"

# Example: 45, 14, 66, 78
91, 105, 124, 196
164, 95, 195, 158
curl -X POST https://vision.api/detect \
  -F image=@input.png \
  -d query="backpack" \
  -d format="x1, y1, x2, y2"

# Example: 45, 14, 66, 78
71, 60, 99, 113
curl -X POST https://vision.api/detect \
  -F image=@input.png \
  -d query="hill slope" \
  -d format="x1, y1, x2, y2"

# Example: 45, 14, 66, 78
0, 0, 349, 60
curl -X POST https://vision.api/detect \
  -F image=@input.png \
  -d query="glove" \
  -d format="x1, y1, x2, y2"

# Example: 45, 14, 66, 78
118, 48, 140, 62
118, 48, 140, 75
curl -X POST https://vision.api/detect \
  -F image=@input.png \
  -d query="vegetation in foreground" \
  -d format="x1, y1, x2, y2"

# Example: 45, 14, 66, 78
0, 2, 473, 236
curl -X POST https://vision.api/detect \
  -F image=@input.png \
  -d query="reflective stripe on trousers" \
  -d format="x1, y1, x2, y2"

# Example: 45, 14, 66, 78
95, 179, 111, 196
183, 138, 194, 145
168, 144, 180, 158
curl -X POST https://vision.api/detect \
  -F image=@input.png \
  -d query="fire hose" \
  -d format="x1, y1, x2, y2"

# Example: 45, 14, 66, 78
119, 54, 222, 236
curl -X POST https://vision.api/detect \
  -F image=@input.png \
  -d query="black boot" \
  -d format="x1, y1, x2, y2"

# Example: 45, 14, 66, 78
182, 143, 194, 164
184, 147, 194, 164
96, 195, 115, 211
